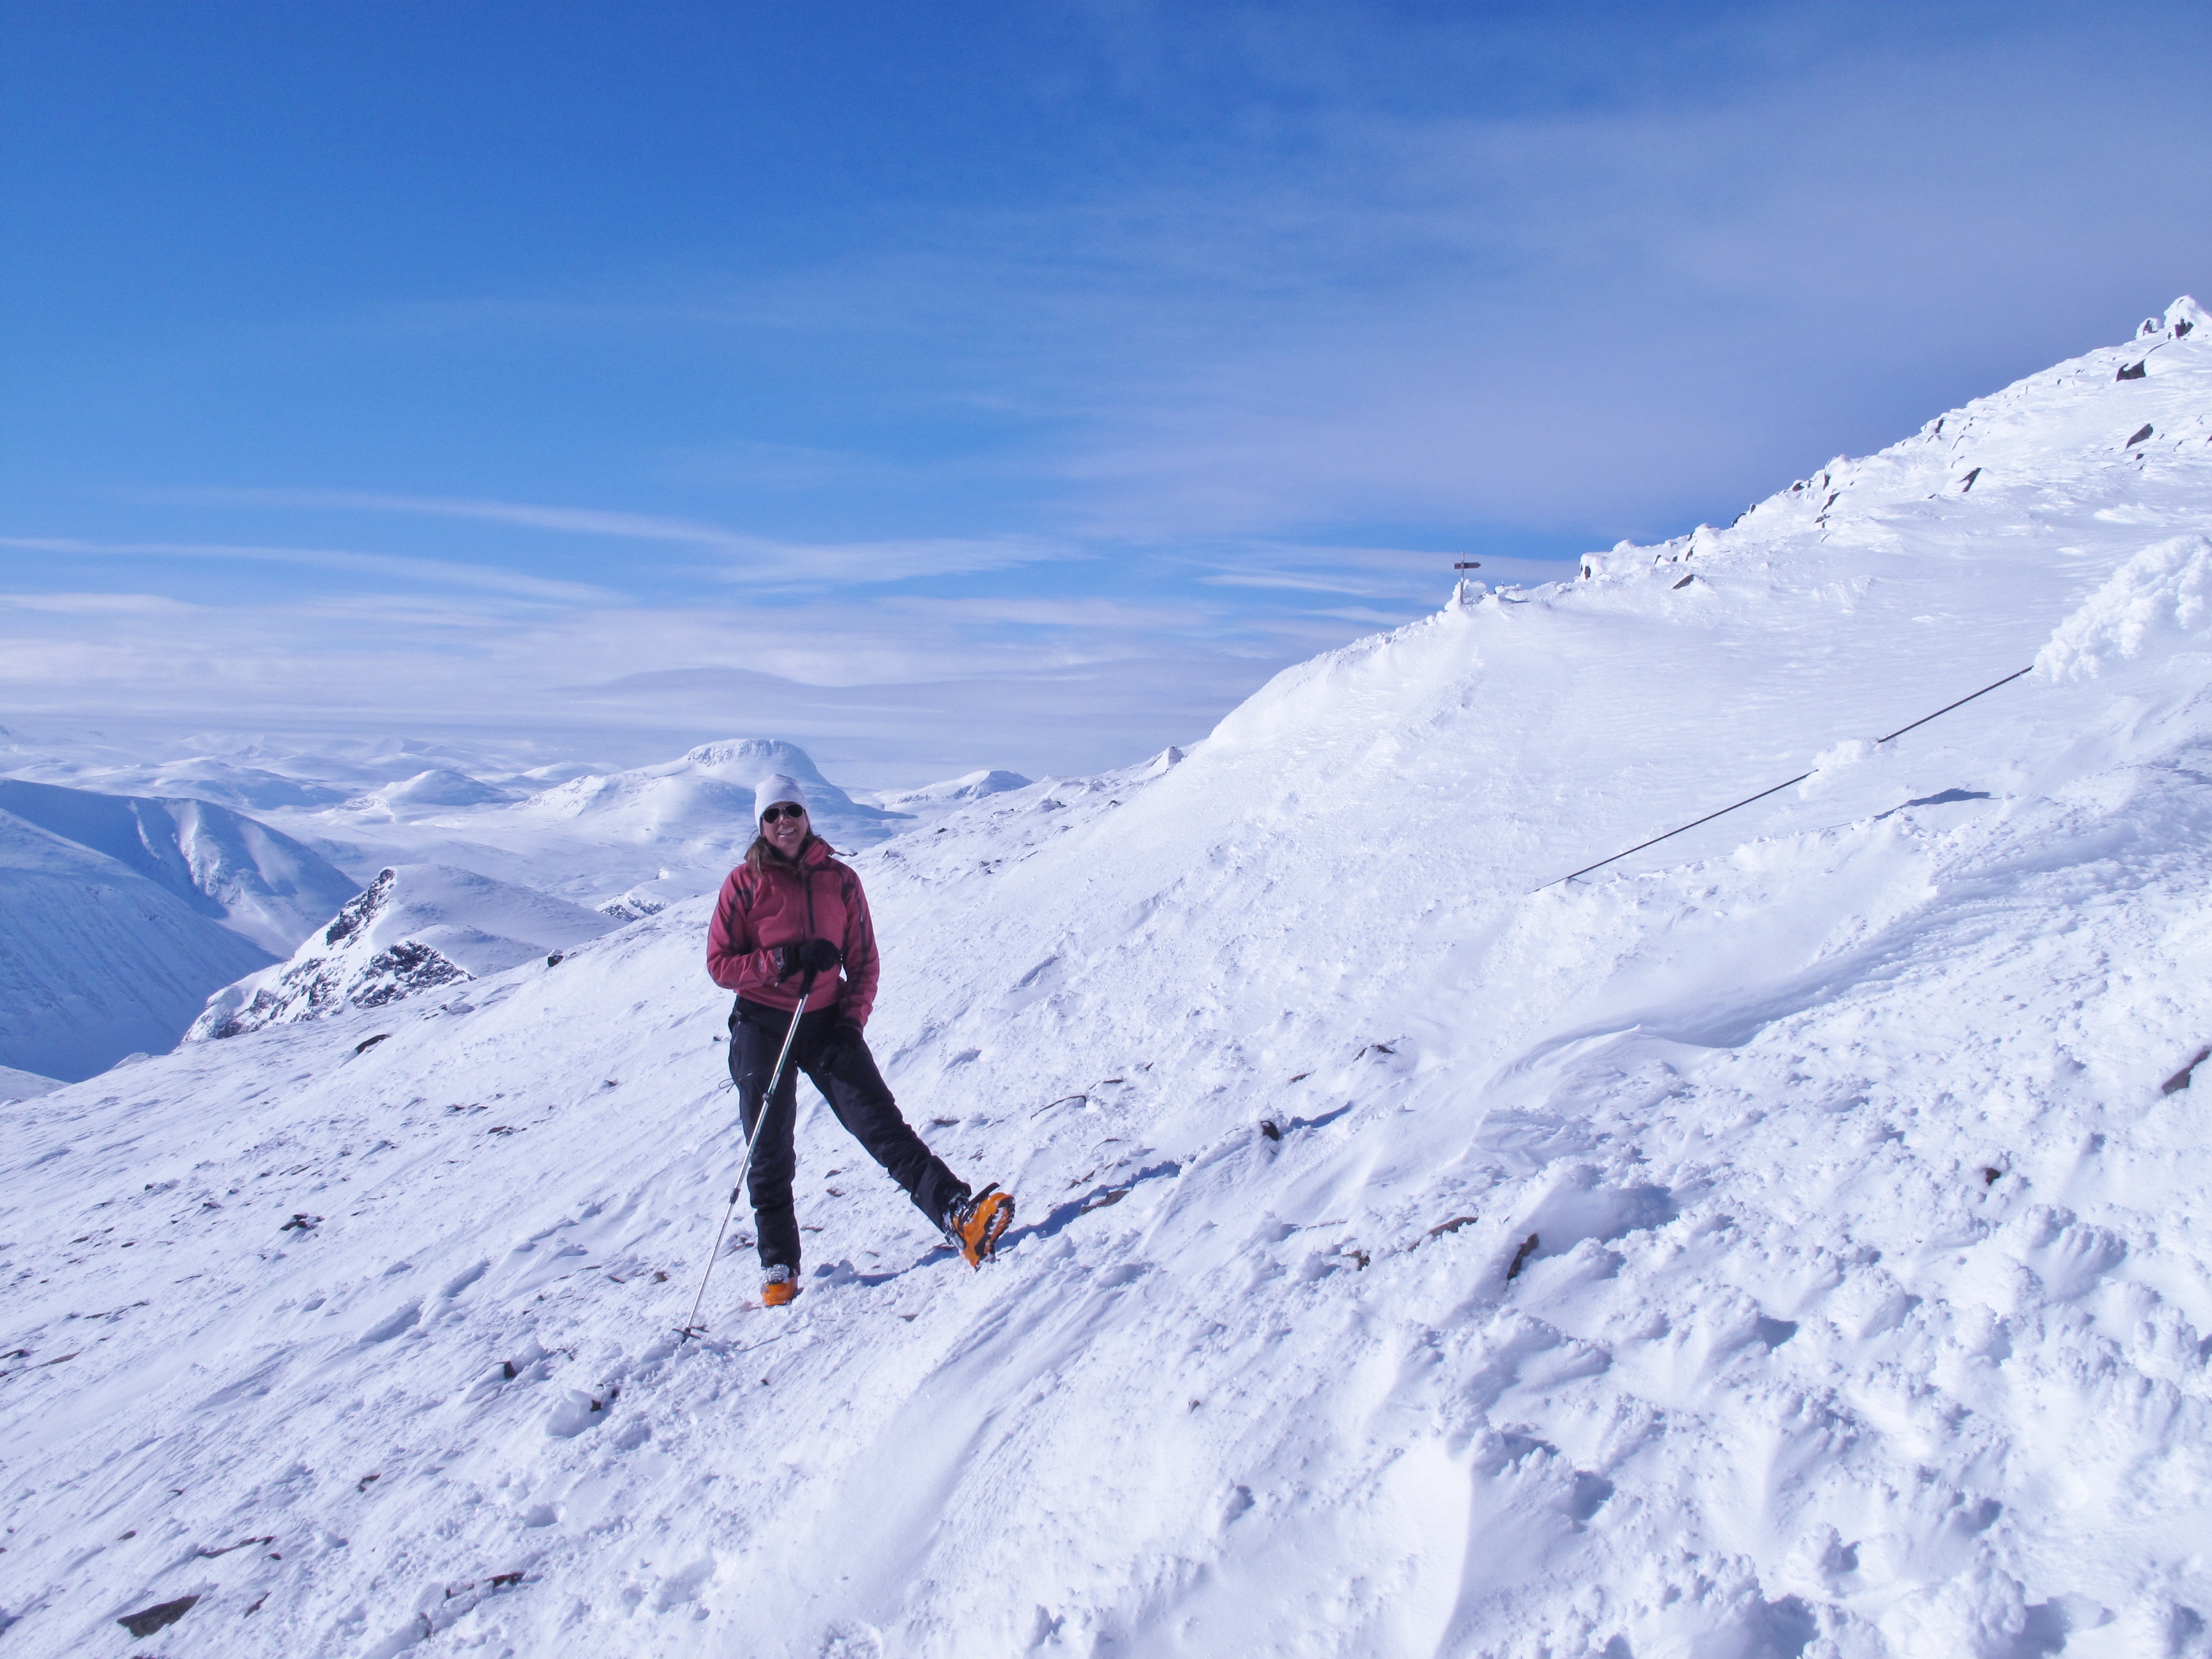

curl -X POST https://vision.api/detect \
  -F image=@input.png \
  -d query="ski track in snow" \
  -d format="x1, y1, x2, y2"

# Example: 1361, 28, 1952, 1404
5, 301, 2212, 1656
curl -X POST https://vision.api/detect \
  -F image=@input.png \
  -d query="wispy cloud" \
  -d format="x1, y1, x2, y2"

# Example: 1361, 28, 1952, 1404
201, 490, 1084, 584
0, 536, 613, 603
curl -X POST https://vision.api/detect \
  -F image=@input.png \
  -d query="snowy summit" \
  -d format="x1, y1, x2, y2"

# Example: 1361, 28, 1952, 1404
5, 300, 2212, 1655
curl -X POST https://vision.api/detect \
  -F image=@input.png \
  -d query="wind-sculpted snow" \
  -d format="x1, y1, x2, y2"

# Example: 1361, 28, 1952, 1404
192, 864, 623, 1039
2036, 534, 2212, 682
6, 302, 2212, 1656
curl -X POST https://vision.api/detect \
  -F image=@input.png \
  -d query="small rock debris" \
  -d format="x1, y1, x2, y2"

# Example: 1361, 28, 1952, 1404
2127, 424, 2155, 447
1980, 1166, 2003, 1186
279, 1212, 321, 1233
2117, 360, 2148, 381
1506, 1233, 1541, 1281
1672, 573, 1695, 590
354, 1032, 392, 1055
195, 1533, 274, 1558
1426, 1215, 1479, 1238
1259, 1120, 1282, 1142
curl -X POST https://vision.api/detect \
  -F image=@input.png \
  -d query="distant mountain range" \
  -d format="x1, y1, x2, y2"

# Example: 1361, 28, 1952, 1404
0, 741, 1030, 1080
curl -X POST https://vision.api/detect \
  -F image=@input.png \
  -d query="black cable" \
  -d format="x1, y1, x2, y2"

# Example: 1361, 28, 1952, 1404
1534, 664, 2033, 892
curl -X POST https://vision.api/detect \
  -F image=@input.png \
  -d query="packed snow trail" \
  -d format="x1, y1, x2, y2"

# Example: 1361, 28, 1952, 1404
5, 300, 2212, 1656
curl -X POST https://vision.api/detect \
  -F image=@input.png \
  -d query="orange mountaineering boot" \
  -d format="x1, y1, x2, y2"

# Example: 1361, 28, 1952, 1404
944, 1185, 1015, 1267
762, 1265, 798, 1308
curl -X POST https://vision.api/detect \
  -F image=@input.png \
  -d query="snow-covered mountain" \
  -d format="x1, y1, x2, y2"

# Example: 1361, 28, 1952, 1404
6, 300, 2212, 1656
191, 864, 625, 1039
508, 737, 901, 844
342, 769, 518, 817
865, 766, 1034, 813
0, 781, 358, 1080
0, 778, 357, 955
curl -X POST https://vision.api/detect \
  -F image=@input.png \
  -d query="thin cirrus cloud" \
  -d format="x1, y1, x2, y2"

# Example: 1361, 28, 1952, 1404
0, 535, 613, 604
198, 490, 1085, 585
765, 15, 2212, 545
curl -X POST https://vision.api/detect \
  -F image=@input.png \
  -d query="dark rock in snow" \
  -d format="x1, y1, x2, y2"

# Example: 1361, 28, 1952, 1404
1960, 467, 1982, 492
1258, 1119, 1281, 1141
2117, 360, 2148, 381
2161, 1046, 2210, 1095
354, 1032, 392, 1056
1507, 1232, 1541, 1281
2127, 424, 2155, 447
1672, 574, 1695, 590
117, 1595, 199, 1637
1426, 1215, 1478, 1238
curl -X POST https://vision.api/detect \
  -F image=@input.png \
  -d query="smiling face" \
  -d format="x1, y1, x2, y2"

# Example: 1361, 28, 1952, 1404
760, 801, 809, 857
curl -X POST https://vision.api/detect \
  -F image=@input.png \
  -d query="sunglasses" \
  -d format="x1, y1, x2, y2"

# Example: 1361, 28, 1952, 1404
760, 804, 807, 823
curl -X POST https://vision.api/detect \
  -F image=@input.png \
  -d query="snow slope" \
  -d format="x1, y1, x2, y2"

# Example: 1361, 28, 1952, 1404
0, 782, 358, 1080
6, 300, 2212, 1656
191, 865, 625, 1039
0, 1062, 64, 1102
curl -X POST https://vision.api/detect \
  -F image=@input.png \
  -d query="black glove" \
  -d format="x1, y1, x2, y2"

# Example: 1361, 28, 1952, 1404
774, 938, 844, 981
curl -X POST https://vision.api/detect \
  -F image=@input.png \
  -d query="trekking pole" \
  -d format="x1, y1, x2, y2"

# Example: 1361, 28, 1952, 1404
678, 972, 815, 1342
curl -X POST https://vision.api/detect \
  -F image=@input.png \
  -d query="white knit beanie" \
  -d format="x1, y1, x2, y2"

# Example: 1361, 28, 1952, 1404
755, 774, 807, 824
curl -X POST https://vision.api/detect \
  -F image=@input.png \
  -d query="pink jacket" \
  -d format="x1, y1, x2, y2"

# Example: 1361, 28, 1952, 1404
705, 839, 881, 1025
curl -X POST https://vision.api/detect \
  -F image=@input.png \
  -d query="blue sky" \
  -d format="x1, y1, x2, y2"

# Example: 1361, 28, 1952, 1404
3, 0, 2208, 783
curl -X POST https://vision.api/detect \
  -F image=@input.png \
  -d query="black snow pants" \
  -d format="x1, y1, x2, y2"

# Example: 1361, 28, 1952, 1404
728, 997, 968, 1273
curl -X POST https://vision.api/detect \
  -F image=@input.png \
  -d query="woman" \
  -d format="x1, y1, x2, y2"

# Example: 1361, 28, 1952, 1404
706, 773, 1013, 1306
